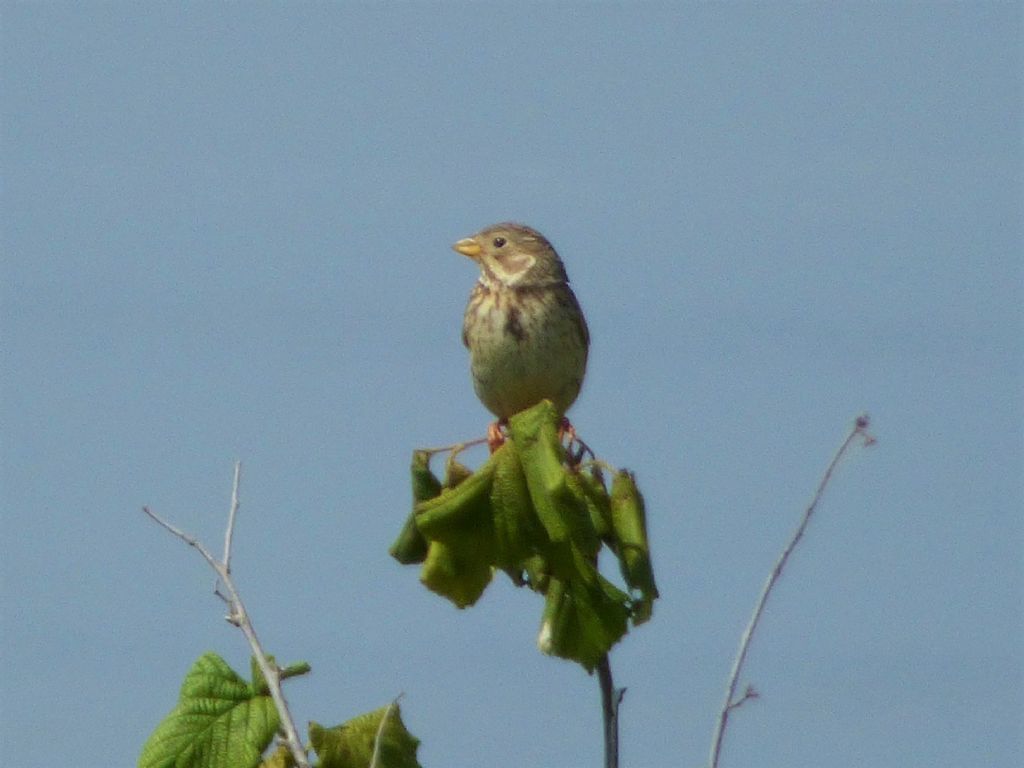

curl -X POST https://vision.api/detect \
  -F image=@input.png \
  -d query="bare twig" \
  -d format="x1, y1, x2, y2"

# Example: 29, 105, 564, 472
143, 464, 310, 768
223, 461, 241, 571
597, 654, 626, 768
725, 685, 759, 713
708, 414, 875, 768
142, 506, 220, 569
419, 436, 489, 457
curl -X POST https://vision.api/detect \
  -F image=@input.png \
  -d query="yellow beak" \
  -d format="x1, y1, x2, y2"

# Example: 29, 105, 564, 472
452, 237, 482, 259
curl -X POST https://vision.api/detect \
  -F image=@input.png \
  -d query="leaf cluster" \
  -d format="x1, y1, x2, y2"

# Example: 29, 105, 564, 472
390, 400, 658, 670
139, 653, 419, 768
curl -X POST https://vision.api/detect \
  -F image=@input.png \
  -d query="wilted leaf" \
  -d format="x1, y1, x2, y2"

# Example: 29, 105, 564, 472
257, 747, 295, 768
489, 441, 546, 570
396, 400, 659, 669
610, 470, 659, 624
566, 467, 613, 544
536, 554, 630, 671
510, 403, 598, 560
389, 452, 441, 564
414, 456, 498, 607
443, 456, 474, 488
414, 457, 496, 535
411, 451, 443, 500
309, 703, 421, 768
419, 537, 494, 608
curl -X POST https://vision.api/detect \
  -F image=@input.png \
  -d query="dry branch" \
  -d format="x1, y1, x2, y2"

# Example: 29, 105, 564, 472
708, 414, 875, 768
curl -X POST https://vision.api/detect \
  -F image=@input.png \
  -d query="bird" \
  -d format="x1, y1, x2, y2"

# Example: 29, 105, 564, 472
453, 222, 589, 447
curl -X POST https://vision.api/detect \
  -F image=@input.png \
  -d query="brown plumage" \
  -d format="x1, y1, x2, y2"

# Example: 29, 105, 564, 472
453, 223, 589, 420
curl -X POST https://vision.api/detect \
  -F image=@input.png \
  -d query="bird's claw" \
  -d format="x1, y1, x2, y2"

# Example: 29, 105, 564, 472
487, 420, 507, 453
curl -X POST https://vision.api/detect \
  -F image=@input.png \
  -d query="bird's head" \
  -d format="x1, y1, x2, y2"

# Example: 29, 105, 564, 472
453, 223, 568, 288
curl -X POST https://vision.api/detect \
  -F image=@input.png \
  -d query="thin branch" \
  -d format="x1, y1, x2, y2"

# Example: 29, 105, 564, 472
217, 568, 308, 768
223, 461, 241, 571
418, 436, 489, 457
418, 420, 598, 466
369, 694, 403, 768
142, 506, 219, 570
597, 654, 626, 768
708, 414, 874, 768
143, 466, 311, 768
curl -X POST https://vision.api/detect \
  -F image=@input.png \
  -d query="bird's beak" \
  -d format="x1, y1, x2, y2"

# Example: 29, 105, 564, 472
452, 237, 482, 260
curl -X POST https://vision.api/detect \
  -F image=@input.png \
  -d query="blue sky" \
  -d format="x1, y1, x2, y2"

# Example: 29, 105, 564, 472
2, 3, 1021, 767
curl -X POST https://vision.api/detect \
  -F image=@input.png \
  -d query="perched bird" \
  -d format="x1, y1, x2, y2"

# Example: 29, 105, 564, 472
453, 223, 589, 442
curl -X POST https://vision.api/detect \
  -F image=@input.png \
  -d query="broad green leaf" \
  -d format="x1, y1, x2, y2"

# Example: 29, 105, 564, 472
309, 703, 421, 768
138, 652, 281, 768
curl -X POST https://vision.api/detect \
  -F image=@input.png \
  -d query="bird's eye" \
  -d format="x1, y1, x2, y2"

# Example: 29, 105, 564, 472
493, 237, 507, 248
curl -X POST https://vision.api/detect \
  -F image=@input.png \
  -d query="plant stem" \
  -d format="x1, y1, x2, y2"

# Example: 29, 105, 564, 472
597, 653, 624, 768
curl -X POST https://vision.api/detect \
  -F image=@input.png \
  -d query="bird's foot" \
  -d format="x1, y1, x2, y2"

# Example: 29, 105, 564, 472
488, 420, 508, 453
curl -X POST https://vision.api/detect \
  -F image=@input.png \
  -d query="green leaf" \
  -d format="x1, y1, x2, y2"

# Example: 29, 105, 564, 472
389, 514, 429, 565
414, 456, 496, 535
517, 552, 551, 592
508, 403, 630, 666
411, 450, 443, 500
397, 400, 660, 670
510, 403, 598, 559
414, 456, 498, 607
489, 441, 546, 571
279, 661, 313, 681
537, 556, 630, 671
443, 456, 474, 488
138, 652, 282, 768
389, 452, 441, 564
247, 657, 310, 696
309, 703, 421, 768
566, 466, 613, 545
418, 538, 494, 608
507, 402, 569, 536
610, 470, 660, 624
258, 747, 295, 768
